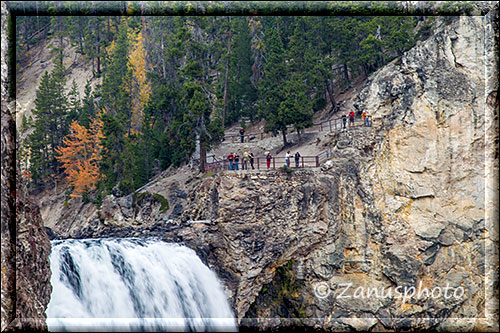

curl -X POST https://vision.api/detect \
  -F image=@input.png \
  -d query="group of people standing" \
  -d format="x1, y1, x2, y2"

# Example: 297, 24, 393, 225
226, 151, 303, 170
220, 112, 373, 173
227, 151, 255, 170
285, 151, 302, 168
341, 111, 371, 128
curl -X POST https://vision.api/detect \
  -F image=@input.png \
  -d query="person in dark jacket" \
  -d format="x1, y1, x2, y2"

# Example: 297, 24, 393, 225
294, 152, 301, 168
249, 152, 255, 170
239, 127, 245, 143
342, 114, 347, 129
234, 154, 240, 170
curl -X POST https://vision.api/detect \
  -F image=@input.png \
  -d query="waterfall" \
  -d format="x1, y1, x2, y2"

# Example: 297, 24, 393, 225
46, 238, 237, 332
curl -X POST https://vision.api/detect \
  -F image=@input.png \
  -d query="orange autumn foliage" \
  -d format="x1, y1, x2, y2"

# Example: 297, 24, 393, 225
56, 118, 104, 198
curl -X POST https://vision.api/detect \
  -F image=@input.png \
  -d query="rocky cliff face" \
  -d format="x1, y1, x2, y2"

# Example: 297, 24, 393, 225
12, 178, 53, 331
352, 12, 498, 330
2, 2, 52, 331
1, 1, 17, 329
28, 6, 498, 333
1, 173, 52, 332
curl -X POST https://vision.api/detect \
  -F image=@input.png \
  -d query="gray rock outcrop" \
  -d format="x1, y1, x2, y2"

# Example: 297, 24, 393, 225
2, 2, 52, 331
1, 1, 17, 329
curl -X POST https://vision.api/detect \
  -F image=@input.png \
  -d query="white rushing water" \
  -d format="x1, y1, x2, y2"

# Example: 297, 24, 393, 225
46, 238, 237, 332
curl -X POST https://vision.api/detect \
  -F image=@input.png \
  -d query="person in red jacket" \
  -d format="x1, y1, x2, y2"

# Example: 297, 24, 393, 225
349, 111, 355, 127
266, 152, 272, 169
227, 153, 234, 170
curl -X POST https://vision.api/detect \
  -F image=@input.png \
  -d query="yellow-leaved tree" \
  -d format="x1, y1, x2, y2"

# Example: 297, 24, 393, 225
55, 117, 104, 198
128, 31, 151, 134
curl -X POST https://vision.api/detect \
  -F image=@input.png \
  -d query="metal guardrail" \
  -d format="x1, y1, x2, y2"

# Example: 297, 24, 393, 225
206, 155, 322, 172
317, 148, 334, 164
204, 115, 378, 172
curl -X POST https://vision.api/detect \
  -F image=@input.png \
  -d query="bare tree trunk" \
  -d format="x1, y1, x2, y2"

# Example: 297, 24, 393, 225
222, 17, 232, 130
141, 1, 146, 28
96, 28, 101, 74
282, 128, 287, 146
160, 28, 166, 79
200, 144, 206, 172
107, 17, 111, 41
58, 16, 63, 66
326, 79, 336, 112
343, 63, 350, 83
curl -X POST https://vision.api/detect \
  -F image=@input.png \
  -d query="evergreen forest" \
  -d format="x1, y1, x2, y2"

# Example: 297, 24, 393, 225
15, 4, 433, 201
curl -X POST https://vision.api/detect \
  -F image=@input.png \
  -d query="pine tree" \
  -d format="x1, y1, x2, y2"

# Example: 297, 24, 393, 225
98, 19, 135, 193
100, 19, 130, 115
79, 80, 96, 128
359, 33, 384, 74
28, 71, 53, 185
227, 16, 257, 124
27, 59, 69, 187
99, 112, 125, 192
67, 80, 81, 122
48, 16, 67, 66
278, 75, 313, 142
257, 24, 289, 145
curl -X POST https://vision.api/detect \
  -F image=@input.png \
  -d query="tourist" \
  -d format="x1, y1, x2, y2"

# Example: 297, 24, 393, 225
242, 152, 248, 170
227, 153, 234, 170
285, 151, 291, 168
294, 151, 301, 168
349, 111, 355, 127
362, 111, 368, 127
240, 127, 245, 143
234, 153, 240, 170
266, 152, 272, 169
249, 152, 255, 170
342, 114, 347, 129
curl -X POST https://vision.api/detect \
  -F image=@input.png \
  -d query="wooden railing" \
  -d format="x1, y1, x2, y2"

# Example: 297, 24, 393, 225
224, 115, 373, 143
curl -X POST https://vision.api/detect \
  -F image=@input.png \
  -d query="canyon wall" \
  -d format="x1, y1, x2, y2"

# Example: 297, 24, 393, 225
2, 2, 52, 331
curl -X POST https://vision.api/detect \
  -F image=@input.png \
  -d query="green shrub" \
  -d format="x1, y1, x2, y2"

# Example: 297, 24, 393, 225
280, 165, 294, 174
134, 191, 169, 211
203, 171, 215, 178
93, 190, 103, 208
152, 193, 169, 211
